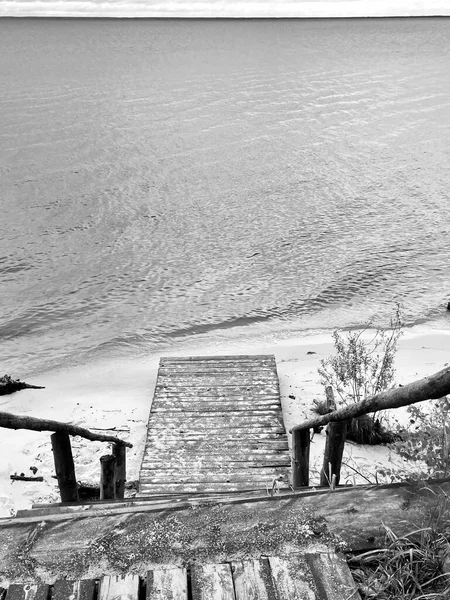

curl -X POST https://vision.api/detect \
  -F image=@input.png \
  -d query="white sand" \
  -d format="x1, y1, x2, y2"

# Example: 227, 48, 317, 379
1, 326, 449, 517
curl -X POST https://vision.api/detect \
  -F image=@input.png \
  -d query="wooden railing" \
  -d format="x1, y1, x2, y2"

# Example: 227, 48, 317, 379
1, 410, 132, 503
290, 365, 450, 488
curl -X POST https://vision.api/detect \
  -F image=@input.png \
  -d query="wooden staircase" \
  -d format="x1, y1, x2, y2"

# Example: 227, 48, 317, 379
139, 355, 290, 495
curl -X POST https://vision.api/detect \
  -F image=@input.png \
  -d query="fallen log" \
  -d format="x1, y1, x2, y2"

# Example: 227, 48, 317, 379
0, 374, 44, 396
0, 411, 132, 448
10, 475, 44, 482
291, 365, 450, 433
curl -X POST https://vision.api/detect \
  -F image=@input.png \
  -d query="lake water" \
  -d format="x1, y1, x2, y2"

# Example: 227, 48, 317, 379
1, 17, 449, 376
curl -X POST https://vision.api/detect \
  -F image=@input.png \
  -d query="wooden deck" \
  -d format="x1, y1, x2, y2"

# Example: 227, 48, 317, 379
1, 552, 360, 599
139, 355, 290, 495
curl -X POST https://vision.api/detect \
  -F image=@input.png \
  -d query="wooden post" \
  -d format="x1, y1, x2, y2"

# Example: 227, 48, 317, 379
113, 443, 126, 499
320, 421, 348, 487
100, 454, 117, 500
325, 386, 336, 411
292, 428, 311, 487
320, 387, 348, 487
51, 431, 79, 503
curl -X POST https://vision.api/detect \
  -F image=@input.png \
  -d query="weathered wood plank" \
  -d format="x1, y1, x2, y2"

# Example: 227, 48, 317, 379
160, 355, 275, 362
146, 567, 188, 600
268, 555, 318, 599
5, 584, 49, 600
147, 413, 284, 424
157, 368, 277, 376
146, 423, 286, 432
191, 563, 236, 600
232, 558, 277, 600
52, 579, 95, 600
139, 482, 283, 494
305, 552, 362, 600
98, 575, 139, 600
151, 406, 282, 414
141, 457, 290, 467
155, 388, 280, 403
140, 471, 289, 484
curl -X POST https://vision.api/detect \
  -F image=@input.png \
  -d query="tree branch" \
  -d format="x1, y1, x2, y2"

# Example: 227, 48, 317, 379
291, 365, 450, 433
0, 411, 132, 447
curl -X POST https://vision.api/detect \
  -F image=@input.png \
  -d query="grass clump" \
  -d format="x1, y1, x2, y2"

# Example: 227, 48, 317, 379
349, 498, 450, 600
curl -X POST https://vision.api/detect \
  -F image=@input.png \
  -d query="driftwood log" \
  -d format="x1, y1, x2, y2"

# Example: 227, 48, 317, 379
291, 365, 450, 433
0, 374, 44, 396
0, 411, 132, 447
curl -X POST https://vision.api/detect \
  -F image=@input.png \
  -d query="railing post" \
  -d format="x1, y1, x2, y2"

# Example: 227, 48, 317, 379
113, 443, 126, 499
325, 385, 336, 411
320, 421, 348, 487
51, 431, 79, 503
292, 428, 311, 487
320, 387, 348, 487
100, 454, 117, 500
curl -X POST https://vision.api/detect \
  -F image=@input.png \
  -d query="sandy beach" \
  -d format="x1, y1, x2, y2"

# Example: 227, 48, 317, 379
1, 325, 449, 517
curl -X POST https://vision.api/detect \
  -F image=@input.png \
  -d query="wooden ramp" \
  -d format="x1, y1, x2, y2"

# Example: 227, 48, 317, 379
139, 355, 290, 495
2, 553, 360, 599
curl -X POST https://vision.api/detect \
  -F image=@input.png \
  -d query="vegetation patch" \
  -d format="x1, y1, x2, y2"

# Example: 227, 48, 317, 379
349, 493, 450, 599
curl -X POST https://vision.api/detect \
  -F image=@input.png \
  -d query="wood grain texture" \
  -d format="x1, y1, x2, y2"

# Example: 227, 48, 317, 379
5, 584, 49, 600
191, 564, 235, 600
138, 355, 290, 495
98, 575, 139, 600
52, 579, 95, 600
232, 558, 277, 600
146, 567, 188, 600
305, 552, 362, 600
268, 555, 317, 600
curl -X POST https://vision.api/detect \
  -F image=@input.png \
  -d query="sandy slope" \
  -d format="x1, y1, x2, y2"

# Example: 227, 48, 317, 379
1, 326, 449, 517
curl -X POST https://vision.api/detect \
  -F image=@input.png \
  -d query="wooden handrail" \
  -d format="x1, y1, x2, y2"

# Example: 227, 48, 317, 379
290, 365, 450, 433
1, 410, 131, 503
290, 365, 450, 489
0, 410, 132, 447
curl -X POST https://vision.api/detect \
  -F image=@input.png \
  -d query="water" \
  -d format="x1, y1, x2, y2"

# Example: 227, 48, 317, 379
1, 17, 450, 376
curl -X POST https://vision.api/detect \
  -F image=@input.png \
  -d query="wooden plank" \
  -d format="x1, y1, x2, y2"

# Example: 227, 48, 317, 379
139, 482, 282, 494
147, 413, 284, 424
139, 471, 289, 484
146, 566, 187, 600
141, 457, 290, 466
157, 368, 277, 375
305, 552, 362, 600
151, 405, 282, 413
153, 394, 280, 401
147, 420, 285, 430
268, 555, 318, 600
52, 579, 95, 600
5, 584, 49, 600
98, 575, 139, 600
191, 563, 235, 600
146, 424, 286, 432
152, 399, 281, 407
141, 461, 289, 472
154, 389, 279, 398
160, 355, 275, 362
143, 439, 289, 448
143, 447, 290, 456
156, 377, 276, 385
232, 558, 277, 600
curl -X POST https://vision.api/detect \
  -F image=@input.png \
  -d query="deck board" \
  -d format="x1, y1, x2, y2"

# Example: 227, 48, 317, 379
139, 355, 290, 495
146, 567, 188, 600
